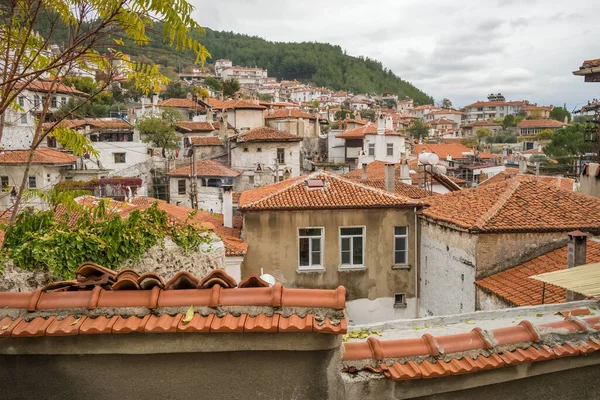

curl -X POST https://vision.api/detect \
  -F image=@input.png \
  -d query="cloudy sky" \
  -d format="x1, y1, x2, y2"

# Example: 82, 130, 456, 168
192, 0, 599, 109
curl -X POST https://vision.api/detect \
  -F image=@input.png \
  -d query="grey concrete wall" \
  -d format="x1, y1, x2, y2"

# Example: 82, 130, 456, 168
419, 220, 477, 316
475, 286, 513, 311
0, 348, 344, 400
242, 208, 417, 301
581, 163, 600, 198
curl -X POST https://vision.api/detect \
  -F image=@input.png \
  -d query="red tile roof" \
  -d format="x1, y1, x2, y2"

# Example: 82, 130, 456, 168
429, 118, 455, 125
581, 59, 600, 69
479, 171, 575, 191
188, 136, 224, 146
465, 100, 528, 108
414, 143, 498, 159
335, 122, 401, 139
518, 119, 567, 128
16, 79, 89, 97
264, 109, 318, 120
232, 127, 302, 143
462, 120, 501, 128
358, 179, 432, 199
0, 265, 346, 336
239, 170, 422, 211
343, 315, 600, 380
167, 160, 240, 177
475, 241, 600, 306
156, 98, 206, 110
175, 121, 233, 132
426, 109, 465, 116
421, 180, 600, 233
207, 98, 265, 110
0, 149, 76, 165
522, 105, 553, 112
43, 118, 132, 131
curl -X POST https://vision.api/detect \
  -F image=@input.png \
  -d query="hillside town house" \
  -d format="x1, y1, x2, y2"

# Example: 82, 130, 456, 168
264, 108, 324, 138
410, 104, 439, 119
207, 98, 266, 130
518, 119, 567, 136
522, 104, 554, 119
418, 179, 600, 316
581, 162, 600, 198
230, 127, 302, 191
463, 94, 528, 122
214, 59, 267, 88
134, 96, 209, 122
461, 120, 502, 136
397, 98, 414, 113
422, 109, 464, 126
239, 170, 424, 324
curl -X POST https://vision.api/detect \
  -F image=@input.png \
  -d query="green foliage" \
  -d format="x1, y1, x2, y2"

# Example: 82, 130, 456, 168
136, 108, 182, 150
24, 187, 92, 211
461, 138, 478, 148
549, 106, 571, 123
334, 110, 354, 120
486, 135, 518, 144
222, 78, 240, 97
536, 129, 554, 141
258, 93, 272, 102
203, 76, 222, 92
573, 115, 592, 124
408, 119, 429, 139
544, 123, 595, 161
64, 77, 98, 95
475, 128, 492, 141
440, 98, 452, 109
361, 109, 376, 122
163, 81, 190, 99
503, 114, 516, 129
1, 203, 211, 279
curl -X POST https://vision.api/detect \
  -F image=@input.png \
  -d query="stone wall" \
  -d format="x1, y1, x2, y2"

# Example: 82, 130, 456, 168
475, 286, 512, 311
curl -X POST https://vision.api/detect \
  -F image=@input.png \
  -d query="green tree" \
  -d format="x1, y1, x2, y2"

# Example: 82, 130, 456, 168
203, 77, 222, 92
544, 124, 595, 161
440, 98, 452, 109
0, 0, 208, 225
407, 119, 429, 139
536, 129, 554, 141
475, 128, 492, 144
361, 109, 376, 122
503, 114, 516, 129
64, 76, 98, 95
222, 78, 240, 97
258, 93, 272, 102
334, 110, 354, 120
163, 81, 189, 99
549, 107, 572, 123
136, 108, 182, 151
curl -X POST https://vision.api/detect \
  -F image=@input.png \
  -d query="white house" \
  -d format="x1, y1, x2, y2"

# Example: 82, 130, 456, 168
207, 99, 266, 131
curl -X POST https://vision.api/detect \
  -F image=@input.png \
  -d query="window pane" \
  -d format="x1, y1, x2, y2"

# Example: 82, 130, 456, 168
311, 251, 321, 265
395, 237, 406, 251
300, 228, 321, 237
341, 251, 350, 264
341, 227, 363, 236
311, 237, 321, 251
341, 237, 350, 251
299, 238, 309, 266
353, 236, 363, 265
395, 251, 406, 265
395, 226, 407, 235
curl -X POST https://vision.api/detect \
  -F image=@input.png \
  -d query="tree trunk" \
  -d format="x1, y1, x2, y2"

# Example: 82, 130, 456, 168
8, 147, 36, 226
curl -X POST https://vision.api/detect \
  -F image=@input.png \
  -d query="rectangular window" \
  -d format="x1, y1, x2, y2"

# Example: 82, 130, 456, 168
28, 176, 36, 188
177, 179, 186, 195
340, 227, 364, 267
394, 293, 407, 308
34, 95, 40, 108
277, 148, 285, 164
248, 175, 255, 184
61, 97, 67, 105
0, 176, 8, 189
368, 143, 375, 156
18, 96, 25, 107
394, 226, 409, 265
298, 228, 323, 270
243, 147, 249, 152
47, 137, 57, 148
20, 113, 27, 124
387, 143, 394, 156
257, 147, 262, 152
51, 96, 57, 108
113, 153, 126, 163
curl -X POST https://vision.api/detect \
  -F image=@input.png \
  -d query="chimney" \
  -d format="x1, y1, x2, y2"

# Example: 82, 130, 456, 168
361, 162, 368, 180
186, 92, 193, 101
384, 163, 395, 193
377, 114, 385, 135
268, 107, 275, 115
356, 111, 361, 121
222, 185, 233, 228
566, 231, 588, 301
152, 93, 159, 106
518, 156, 528, 173
337, 118, 342, 129
399, 158, 410, 184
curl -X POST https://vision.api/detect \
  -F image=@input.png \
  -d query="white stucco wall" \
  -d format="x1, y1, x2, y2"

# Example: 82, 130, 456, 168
362, 135, 406, 164
476, 286, 513, 311
0, 164, 66, 210
419, 220, 477, 317
232, 109, 264, 130
88, 141, 151, 172
346, 297, 417, 325
328, 130, 347, 163
1, 126, 35, 150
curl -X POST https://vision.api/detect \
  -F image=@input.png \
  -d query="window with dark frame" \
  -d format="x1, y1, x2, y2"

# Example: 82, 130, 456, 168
0, 176, 8, 189
28, 176, 36, 189
368, 143, 375, 156
47, 137, 57, 148
298, 228, 323, 270
177, 179, 186, 195
51, 96, 57, 108
340, 227, 364, 267
394, 293, 406, 308
249, 175, 255, 184
394, 226, 409, 265
277, 148, 285, 164
20, 113, 27, 124
387, 143, 394, 156
113, 153, 126, 163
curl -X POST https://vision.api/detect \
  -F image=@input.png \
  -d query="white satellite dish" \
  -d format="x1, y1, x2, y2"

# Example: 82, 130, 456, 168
260, 274, 276, 287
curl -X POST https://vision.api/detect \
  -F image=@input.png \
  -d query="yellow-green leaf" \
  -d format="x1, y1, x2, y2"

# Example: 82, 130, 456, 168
464, 320, 476, 325
70, 317, 81, 326
182, 305, 194, 325
1, 324, 11, 330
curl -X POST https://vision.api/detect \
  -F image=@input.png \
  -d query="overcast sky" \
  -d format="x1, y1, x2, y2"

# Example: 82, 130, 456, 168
192, 0, 600, 110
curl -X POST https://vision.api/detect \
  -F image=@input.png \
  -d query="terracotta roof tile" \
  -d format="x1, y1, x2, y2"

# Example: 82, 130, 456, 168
475, 241, 600, 306
0, 149, 76, 165
421, 180, 600, 233
479, 171, 575, 191
175, 121, 234, 133
16, 79, 89, 97
343, 315, 600, 381
207, 98, 265, 110
0, 265, 347, 336
43, 118, 132, 131
264, 109, 318, 120
414, 143, 498, 159
167, 160, 240, 177
582, 59, 600, 69
518, 119, 567, 128
239, 170, 422, 211
356, 179, 431, 199
335, 122, 401, 139
462, 120, 501, 128
232, 126, 302, 143
156, 98, 206, 110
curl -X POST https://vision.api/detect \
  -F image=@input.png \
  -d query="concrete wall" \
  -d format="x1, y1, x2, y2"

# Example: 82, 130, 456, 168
363, 135, 406, 164
581, 162, 600, 198
169, 178, 224, 212
475, 286, 513, 311
267, 118, 319, 138
419, 220, 477, 316
232, 109, 264, 130
242, 208, 418, 305
328, 129, 346, 163
0, 126, 35, 150
347, 296, 418, 325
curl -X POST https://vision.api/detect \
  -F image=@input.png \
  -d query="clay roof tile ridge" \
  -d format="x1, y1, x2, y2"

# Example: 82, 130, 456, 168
472, 180, 521, 231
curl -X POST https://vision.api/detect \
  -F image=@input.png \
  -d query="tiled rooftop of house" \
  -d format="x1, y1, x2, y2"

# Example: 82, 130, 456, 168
239, 170, 422, 211
264, 109, 318, 120
0, 149, 76, 165
462, 120, 501, 128
479, 171, 575, 191
581, 59, 600, 69
475, 240, 600, 306
335, 122, 400, 139
232, 126, 303, 143
343, 305, 600, 381
414, 143, 498, 160
188, 136, 224, 146
0, 265, 346, 337
522, 105, 553, 112
175, 121, 234, 132
429, 118, 455, 125
421, 180, 600, 233
156, 98, 206, 110
167, 160, 240, 177
518, 119, 567, 128
207, 98, 266, 110
357, 179, 432, 199
16, 79, 89, 97
43, 118, 132, 131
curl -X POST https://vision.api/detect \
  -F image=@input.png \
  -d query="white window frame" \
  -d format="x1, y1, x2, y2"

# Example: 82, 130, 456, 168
386, 143, 394, 157
339, 226, 366, 270
393, 226, 409, 267
368, 143, 375, 156
297, 227, 324, 271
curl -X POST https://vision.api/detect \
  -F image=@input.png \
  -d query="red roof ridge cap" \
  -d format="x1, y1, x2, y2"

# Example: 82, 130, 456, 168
329, 172, 421, 205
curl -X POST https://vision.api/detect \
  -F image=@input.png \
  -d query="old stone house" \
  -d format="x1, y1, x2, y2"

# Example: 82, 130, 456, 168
264, 108, 323, 138
418, 179, 600, 316
581, 162, 600, 198
134, 97, 209, 122
230, 127, 302, 192
207, 98, 266, 130
518, 119, 567, 136
239, 170, 424, 323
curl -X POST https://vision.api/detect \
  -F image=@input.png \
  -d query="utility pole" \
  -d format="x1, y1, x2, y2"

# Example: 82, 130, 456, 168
274, 157, 279, 183
190, 145, 198, 209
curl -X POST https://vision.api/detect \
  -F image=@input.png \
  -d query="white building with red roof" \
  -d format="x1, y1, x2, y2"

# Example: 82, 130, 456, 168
463, 93, 528, 122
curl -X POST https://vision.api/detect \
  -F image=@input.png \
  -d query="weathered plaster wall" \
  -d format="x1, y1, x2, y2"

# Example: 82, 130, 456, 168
347, 297, 417, 325
0, 126, 35, 150
0, 164, 64, 210
242, 208, 417, 304
581, 163, 600, 198
169, 179, 223, 212
419, 220, 477, 316
233, 109, 264, 130
475, 286, 513, 311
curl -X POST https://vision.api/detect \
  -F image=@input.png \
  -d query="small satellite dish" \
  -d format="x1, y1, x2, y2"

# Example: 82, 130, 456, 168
259, 274, 276, 287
